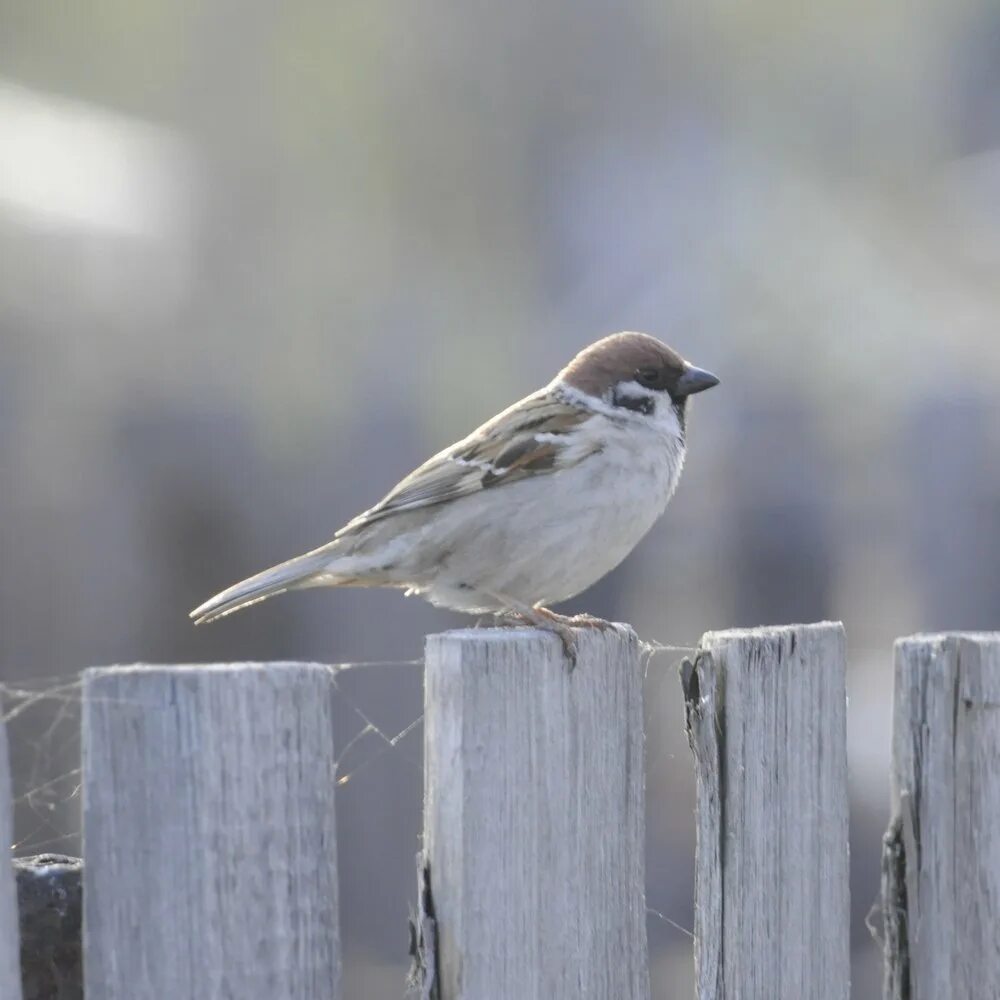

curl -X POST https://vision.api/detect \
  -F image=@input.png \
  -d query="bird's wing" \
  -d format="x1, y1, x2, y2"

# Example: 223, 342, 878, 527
190, 393, 598, 624
336, 391, 597, 536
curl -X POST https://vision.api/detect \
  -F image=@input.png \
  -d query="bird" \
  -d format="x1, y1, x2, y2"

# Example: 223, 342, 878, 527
190, 332, 719, 662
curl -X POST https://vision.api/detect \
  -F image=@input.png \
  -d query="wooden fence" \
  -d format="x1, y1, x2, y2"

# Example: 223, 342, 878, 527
2, 623, 998, 999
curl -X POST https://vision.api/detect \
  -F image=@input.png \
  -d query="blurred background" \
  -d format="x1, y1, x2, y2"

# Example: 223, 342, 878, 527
2, 1, 1000, 995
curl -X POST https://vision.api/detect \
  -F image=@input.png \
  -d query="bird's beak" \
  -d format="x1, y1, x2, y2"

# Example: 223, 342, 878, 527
676, 365, 720, 397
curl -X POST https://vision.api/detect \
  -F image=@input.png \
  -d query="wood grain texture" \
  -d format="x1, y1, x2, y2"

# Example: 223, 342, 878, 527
881, 633, 1000, 1000
0, 721, 24, 1000
684, 623, 850, 1000
420, 626, 649, 1000
83, 663, 341, 1000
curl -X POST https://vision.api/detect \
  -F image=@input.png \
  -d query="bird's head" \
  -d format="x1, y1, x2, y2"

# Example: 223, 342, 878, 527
558, 332, 719, 434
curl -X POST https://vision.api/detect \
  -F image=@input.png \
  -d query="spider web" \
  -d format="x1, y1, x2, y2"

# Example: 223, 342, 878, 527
1, 659, 427, 858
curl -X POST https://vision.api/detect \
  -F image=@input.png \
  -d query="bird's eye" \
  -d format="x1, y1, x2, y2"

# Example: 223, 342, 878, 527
635, 367, 660, 389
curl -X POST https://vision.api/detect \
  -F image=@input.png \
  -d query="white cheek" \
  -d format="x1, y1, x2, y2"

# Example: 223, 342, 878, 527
651, 398, 683, 440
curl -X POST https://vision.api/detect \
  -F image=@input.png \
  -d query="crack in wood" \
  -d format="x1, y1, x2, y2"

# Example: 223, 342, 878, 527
877, 814, 911, 1000
407, 857, 440, 1000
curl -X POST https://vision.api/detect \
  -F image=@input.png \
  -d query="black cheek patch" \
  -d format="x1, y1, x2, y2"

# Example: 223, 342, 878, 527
612, 389, 655, 415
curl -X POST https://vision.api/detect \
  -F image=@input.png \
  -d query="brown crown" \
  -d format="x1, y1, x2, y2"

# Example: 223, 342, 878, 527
558, 332, 687, 396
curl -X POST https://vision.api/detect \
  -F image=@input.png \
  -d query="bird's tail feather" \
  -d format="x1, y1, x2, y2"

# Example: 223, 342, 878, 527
190, 549, 339, 625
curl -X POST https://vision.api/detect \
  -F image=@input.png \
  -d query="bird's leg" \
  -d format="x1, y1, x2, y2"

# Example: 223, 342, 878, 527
488, 610, 525, 629
532, 606, 617, 632
566, 613, 617, 631
480, 592, 580, 669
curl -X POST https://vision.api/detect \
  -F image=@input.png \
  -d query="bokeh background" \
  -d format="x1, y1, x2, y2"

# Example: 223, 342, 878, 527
3, 2, 1000, 995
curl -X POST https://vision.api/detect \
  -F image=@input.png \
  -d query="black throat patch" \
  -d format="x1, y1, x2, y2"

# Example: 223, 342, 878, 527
672, 398, 688, 436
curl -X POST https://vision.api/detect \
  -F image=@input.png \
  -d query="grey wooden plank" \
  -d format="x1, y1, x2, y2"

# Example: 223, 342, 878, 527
418, 626, 650, 1000
0, 720, 24, 1000
881, 633, 1000, 1000
83, 663, 340, 1000
684, 623, 850, 1000
15, 854, 82, 1000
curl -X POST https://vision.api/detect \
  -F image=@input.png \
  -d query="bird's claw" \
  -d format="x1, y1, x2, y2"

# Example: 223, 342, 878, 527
546, 621, 579, 671
562, 613, 616, 631
490, 610, 579, 669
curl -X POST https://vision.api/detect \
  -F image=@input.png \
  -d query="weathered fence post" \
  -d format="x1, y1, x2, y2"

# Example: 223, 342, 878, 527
683, 623, 850, 1000
16, 854, 83, 1000
417, 626, 649, 1000
83, 663, 341, 1000
0, 718, 24, 1000
880, 633, 1000, 1000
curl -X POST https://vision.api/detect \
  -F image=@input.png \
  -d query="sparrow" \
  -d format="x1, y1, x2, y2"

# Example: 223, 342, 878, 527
190, 332, 719, 661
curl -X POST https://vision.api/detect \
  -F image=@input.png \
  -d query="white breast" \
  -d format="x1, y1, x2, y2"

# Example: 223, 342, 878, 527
413, 397, 687, 612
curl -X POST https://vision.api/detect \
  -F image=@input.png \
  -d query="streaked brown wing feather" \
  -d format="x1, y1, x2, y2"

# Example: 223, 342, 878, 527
336, 392, 592, 536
